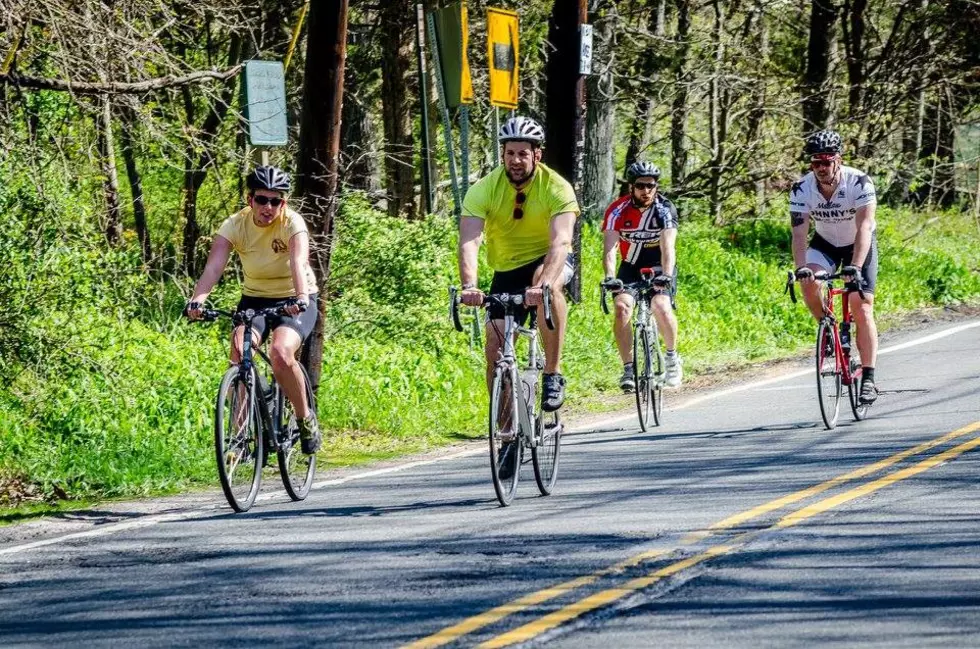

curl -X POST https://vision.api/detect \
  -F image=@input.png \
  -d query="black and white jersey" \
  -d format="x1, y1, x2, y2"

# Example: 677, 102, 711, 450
789, 165, 876, 248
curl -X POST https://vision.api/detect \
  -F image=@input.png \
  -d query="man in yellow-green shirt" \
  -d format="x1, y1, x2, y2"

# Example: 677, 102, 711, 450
458, 116, 580, 414
185, 165, 321, 455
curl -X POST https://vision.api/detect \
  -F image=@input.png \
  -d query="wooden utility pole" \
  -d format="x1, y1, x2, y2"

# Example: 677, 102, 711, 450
544, 0, 588, 302
296, 0, 348, 389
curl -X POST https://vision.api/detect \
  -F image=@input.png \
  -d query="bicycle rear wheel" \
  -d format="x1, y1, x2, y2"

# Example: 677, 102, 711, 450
532, 409, 562, 496
633, 324, 653, 431
489, 365, 521, 506
847, 357, 869, 420
215, 367, 263, 512
816, 320, 842, 429
277, 365, 318, 501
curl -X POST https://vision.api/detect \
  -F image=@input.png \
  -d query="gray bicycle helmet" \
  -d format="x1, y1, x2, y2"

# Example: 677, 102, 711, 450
804, 129, 843, 156
246, 165, 291, 193
626, 161, 661, 183
498, 116, 545, 145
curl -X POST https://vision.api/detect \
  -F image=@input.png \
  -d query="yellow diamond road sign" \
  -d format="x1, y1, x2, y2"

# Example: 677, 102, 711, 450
487, 8, 518, 109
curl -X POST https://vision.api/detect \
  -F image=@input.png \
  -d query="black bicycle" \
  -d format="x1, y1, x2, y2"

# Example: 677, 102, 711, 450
600, 270, 669, 431
450, 286, 562, 506
192, 303, 317, 512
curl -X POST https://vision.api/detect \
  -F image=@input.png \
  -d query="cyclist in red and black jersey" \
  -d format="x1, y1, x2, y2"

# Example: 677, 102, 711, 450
601, 161, 682, 391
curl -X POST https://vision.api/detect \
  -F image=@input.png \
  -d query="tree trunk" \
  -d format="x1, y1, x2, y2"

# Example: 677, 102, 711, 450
708, 0, 726, 225
379, 0, 417, 219
624, 0, 668, 173
544, 0, 586, 303
97, 94, 122, 245
802, 0, 837, 131
118, 103, 151, 264
670, 0, 692, 191
296, 0, 348, 389
582, 8, 615, 221
843, 0, 867, 126
745, 1, 769, 216
180, 34, 242, 276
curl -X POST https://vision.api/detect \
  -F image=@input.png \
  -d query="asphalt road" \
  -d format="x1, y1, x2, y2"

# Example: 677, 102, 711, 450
1, 319, 979, 648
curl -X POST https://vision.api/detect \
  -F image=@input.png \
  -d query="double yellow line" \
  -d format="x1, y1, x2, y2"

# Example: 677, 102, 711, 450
405, 421, 980, 649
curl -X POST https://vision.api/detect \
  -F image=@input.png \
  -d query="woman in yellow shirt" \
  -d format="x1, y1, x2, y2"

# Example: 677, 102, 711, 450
186, 166, 321, 454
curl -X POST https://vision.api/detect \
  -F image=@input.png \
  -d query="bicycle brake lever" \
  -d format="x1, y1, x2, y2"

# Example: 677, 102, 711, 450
449, 286, 464, 332
543, 284, 555, 331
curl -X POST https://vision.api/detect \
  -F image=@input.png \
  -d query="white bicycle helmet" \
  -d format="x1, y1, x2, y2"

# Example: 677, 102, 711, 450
498, 116, 545, 145
246, 165, 291, 193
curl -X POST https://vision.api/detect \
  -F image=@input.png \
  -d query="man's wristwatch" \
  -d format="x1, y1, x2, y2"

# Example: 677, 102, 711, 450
462, 282, 477, 290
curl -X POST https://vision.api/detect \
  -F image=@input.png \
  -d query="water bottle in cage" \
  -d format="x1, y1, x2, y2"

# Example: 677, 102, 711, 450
840, 321, 851, 351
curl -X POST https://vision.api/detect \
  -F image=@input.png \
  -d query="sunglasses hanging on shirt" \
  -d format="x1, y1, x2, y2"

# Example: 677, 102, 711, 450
513, 191, 526, 219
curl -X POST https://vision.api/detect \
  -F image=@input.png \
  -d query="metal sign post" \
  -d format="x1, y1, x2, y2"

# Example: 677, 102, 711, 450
426, 11, 462, 220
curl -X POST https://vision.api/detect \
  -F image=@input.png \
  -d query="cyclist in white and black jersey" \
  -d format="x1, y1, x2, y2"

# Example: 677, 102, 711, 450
790, 129, 880, 403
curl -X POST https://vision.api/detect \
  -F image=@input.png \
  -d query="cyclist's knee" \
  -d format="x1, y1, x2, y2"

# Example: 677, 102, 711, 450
270, 342, 299, 372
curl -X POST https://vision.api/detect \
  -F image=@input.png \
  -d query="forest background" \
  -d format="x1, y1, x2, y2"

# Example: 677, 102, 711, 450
1, 0, 978, 516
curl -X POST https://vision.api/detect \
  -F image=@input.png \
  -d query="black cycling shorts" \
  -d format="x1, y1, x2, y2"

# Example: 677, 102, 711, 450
617, 263, 677, 308
806, 232, 878, 293
488, 255, 574, 323
236, 293, 319, 343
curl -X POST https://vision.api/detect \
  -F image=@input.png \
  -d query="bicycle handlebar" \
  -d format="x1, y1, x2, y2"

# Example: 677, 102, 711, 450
449, 285, 555, 331
599, 272, 669, 316
785, 269, 866, 303
187, 299, 306, 325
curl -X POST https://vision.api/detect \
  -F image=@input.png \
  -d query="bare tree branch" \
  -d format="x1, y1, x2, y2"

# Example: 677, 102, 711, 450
0, 66, 242, 95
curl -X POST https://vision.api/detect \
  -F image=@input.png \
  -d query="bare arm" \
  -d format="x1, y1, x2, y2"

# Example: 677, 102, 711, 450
659, 228, 677, 276
849, 204, 876, 267
603, 230, 620, 278
535, 211, 575, 288
288, 231, 312, 301
190, 235, 233, 303
458, 216, 484, 288
791, 210, 811, 269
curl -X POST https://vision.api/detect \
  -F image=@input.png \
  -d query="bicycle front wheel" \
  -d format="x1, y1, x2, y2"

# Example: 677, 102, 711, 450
532, 409, 562, 496
649, 327, 664, 427
215, 367, 263, 512
633, 324, 653, 431
816, 320, 842, 429
489, 365, 521, 506
277, 365, 318, 501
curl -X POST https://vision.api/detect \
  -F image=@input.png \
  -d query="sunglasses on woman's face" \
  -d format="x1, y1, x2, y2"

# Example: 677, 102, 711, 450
253, 195, 284, 207
513, 191, 526, 219
633, 181, 657, 190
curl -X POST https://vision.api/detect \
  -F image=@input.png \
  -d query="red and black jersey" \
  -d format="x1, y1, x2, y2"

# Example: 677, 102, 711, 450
601, 194, 679, 267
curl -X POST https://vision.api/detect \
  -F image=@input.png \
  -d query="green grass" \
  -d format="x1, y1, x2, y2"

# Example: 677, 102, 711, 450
1, 196, 978, 518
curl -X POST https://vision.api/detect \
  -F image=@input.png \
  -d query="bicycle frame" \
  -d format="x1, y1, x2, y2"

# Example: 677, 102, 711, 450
495, 305, 543, 446
450, 286, 555, 446
821, 279, 861, 387
786, 269, 864, 388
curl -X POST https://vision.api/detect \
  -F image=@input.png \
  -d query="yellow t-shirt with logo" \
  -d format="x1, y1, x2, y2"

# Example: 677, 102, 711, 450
215, 207, 319, 298
462, 163, 580, 272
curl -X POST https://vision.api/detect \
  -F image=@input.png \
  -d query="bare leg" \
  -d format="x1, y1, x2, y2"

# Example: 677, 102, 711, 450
651, 294, 677, 350
849, 291, 878, 367
801, 263, 829, 321
533, 266, 567, 374
269, 327, 309, 420
613, 292, 635, 364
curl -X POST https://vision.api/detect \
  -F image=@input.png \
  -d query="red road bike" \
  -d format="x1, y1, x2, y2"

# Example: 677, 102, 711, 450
787, 269, 870, 429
